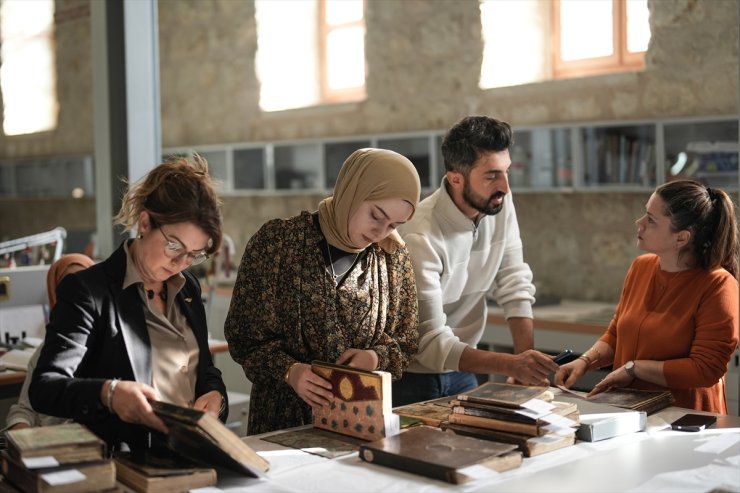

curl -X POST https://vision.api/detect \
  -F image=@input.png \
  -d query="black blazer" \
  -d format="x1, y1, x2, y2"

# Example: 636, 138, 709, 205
29, 242, 227, 450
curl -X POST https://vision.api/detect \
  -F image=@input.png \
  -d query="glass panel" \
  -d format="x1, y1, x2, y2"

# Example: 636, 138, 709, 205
324, 141, 370, 188
274, 143, 321, 190
479, 0, 548, 89
198, 150, 228, 185
664, 120, 738, 190
509, 128, 572, 189
434, 135, 445, 186
626, 0, 650, 53
581, 124, 655, 186
233, 148, 265, 190
325, 0, 363, 25
326, 26, 365, 90
377, 137, 431, 188
0, 0, 57, 135
255, 0, 319, 111
560, 0, 613, 61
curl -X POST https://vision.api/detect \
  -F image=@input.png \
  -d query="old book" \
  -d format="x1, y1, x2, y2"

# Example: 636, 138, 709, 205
149, 399, 269, 476
113, 450, 217, 493
447, 412, 542, 436
393, 396, 455, 427
442, 422, 576, 457
451, 399, 579, 426
358, 426, 522, 484
456, 381, 552, 408
311, 361, 399, 441
0, 451, 115, 493
585, 387, 674, 415
5, 423, 106, 467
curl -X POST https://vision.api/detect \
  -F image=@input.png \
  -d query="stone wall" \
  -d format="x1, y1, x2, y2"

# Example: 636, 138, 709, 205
0, 0, 737, 302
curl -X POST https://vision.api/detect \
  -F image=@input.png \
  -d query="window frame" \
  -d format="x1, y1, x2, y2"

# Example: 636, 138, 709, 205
318, 0, 366, 104
552, 0, 646, 79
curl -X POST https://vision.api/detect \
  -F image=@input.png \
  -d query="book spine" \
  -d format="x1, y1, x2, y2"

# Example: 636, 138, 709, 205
451, 406, 534, 424
447, 413, 540, 436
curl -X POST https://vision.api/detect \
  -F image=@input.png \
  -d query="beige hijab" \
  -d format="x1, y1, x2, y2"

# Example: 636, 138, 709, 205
318, 148, 421, 254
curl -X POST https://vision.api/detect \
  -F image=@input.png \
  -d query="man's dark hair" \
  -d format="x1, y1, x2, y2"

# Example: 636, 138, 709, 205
441, 116, 513, 174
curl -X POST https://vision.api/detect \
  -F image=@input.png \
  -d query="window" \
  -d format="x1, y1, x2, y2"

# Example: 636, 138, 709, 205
553, 0, 649, 78
255, 0, 365, 112
0, 0, 58, 135
480, 0, 649, 89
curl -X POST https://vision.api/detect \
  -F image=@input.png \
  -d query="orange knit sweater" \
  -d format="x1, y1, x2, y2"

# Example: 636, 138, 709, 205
599, 254, 739, 414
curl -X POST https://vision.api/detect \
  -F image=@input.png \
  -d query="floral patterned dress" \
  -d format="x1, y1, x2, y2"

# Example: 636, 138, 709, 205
224, 211, 419, 435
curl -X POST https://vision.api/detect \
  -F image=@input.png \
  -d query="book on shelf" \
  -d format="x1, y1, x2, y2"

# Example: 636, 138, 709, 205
0, 451, 115, 493
358, 425, 522, 484
4, 423, 106, 467
113, 449, 217, 493
441, 422, 576, 458
393, 396, 455, 427
455, 381, 552, 408
149, 399, 269, 476
310, 360, 399, 441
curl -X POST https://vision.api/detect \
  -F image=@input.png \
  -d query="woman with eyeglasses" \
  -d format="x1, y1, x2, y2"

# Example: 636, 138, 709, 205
29, 154, 228, 451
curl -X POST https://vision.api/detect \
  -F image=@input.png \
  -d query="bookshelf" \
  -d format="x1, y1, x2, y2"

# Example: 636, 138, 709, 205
0, 116, 735, 198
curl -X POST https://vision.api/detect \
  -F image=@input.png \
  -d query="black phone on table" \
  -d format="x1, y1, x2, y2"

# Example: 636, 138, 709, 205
670, 413, 717, 432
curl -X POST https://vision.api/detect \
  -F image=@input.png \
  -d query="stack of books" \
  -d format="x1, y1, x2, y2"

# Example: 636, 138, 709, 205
1, 423, 116, 493
441, 382, 580, 457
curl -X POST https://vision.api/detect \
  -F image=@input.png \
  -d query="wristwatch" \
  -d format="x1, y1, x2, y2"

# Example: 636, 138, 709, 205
624, 360, 636, 379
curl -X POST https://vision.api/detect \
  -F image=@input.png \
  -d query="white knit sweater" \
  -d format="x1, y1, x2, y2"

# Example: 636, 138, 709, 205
399, 180, 535, 373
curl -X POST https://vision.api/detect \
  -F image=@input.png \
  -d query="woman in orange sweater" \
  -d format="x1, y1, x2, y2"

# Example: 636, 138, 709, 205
556, 180, 739, 414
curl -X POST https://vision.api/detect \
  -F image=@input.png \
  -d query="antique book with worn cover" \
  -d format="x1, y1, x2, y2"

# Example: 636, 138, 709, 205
114, 450, 217, 493
441, 422, 576, 457
447, 412, 543, 436
585, 387, 674, 415
358, 425, 522, 484
5, 423, 106, 466
456, 382, 552, 408
0, 451, 115, 493
149, 400, 269, 476
393, 396, 455, 427
311, 361, 399, 441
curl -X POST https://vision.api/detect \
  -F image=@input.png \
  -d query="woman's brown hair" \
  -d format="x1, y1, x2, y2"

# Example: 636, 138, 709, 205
113, 153, 223, 255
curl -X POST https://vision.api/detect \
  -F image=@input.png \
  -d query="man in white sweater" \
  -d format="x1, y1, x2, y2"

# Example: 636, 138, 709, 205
393, 115, 559, 406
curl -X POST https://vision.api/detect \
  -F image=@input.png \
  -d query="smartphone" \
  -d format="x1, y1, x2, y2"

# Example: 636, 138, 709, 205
670, 413, 717, 432
553, 349, 573, 365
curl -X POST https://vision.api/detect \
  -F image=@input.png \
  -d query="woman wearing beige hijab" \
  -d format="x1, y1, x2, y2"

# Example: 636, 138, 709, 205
6, 253, 95, 430
225, 148, 421, 434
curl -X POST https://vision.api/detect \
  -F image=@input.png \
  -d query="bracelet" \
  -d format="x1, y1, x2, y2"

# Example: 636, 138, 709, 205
283, 362, 300, 384
577, 355, 593, 368
218, 392, 227, 415
106, 379, 120, 413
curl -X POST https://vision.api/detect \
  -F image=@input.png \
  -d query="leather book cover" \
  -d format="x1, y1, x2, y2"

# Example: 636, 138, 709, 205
311, 361, 399, 441
456, 381, 551, 408
114, 450, 217, 493
149, 400, 269, 476
5, 423, 106, 466
393, 396, 455, 427
447, 412, 542, 436
0, 451, 115, 493
441, 422, 575, 457
358, 425, 522, 484
585, 388, 674, 415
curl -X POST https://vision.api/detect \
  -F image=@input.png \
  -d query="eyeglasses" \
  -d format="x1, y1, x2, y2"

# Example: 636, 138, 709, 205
158, 228, 210, 266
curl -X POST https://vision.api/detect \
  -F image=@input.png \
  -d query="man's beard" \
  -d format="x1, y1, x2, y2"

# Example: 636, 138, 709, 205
462, 177, 505, 216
